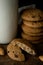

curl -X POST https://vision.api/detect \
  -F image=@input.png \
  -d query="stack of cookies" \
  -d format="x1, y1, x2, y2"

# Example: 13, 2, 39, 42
21, 8, 43, 44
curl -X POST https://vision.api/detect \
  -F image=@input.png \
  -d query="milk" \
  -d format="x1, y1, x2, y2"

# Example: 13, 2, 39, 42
0, 0, 18, 44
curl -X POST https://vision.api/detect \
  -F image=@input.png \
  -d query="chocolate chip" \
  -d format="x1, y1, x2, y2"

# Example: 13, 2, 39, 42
13, 51, 14, 53
15, 54, 18, 58
32, 16, 35, 18
8, 51, 9, 53
15, 44, 17, 46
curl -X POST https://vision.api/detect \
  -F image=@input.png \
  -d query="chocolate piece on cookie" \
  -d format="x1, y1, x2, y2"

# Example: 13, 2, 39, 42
21, 8, 43, 21
7, 43, 25, 61
10, 38, 36, 55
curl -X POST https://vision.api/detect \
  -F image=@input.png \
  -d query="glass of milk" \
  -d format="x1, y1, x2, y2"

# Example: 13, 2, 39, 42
0, 0, 18, 44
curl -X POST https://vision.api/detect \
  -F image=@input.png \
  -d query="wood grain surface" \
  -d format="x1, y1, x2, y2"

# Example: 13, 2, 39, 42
0, 44, 43, 65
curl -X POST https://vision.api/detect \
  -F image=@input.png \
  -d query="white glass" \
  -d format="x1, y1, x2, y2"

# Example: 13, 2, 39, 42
0, 0, 18, 44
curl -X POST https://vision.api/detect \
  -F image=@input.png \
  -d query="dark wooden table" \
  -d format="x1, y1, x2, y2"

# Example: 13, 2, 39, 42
0, 44, 43, 65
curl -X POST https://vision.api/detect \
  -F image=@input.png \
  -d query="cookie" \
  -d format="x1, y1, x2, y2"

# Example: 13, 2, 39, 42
21, 8, 43, 21
22, 24, 43, 34
10, 38, 36, 55
23, 20, 43, 28
39, 56, 43, 62
0, 48, 4, 55
7, 44, 25, 61
22, 24, 43, 36
21, 33, 43, 44
21, 32, 43, 41
22, 28, 43, 36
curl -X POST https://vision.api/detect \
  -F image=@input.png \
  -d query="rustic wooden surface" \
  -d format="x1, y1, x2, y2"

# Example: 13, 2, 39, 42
0, 44, 43, 65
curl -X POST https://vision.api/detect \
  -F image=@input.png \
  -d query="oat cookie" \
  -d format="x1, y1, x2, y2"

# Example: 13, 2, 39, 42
21, 33, 43, 44
21, 33, 43, 41
22, 24, 43, 34
7, 44, 25, 61
22, 24, 43, 36
21, 8, 43, 21
23, 20, 43, 28
0, 48, 4, 55
10, 38, 36, 55
22, 27, 43, 36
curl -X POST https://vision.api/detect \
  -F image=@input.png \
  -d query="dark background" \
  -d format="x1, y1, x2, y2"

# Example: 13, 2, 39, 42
19, 0, 43, 10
